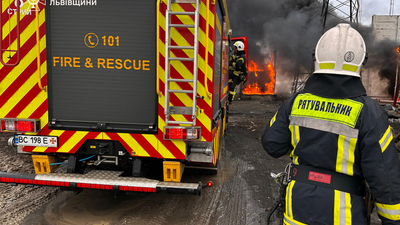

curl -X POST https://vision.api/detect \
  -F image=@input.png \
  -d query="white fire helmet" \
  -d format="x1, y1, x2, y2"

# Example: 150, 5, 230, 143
234, 41, 245, 51
314, 23, 367, 77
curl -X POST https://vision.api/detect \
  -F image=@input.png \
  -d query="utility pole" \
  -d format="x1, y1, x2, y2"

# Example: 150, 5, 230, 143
390, 0, 394, 16
291, 0, 361, 94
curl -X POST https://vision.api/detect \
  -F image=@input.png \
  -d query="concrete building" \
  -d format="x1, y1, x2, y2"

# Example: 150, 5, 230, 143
362, 15, 400, 98
372, 15, 400, 43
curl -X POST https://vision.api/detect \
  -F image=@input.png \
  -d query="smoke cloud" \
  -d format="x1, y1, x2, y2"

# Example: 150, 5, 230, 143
363, 38, 399, 97
227, 0, 397, 96
227, 0, 330, 72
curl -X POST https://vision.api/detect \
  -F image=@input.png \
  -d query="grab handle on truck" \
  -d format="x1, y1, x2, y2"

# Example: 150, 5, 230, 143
35, 3, 47, 92
156, 0, 162, 96
0, 1, 21, 67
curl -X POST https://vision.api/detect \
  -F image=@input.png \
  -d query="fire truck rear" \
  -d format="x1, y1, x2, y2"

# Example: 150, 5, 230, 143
0, 0, 232, 195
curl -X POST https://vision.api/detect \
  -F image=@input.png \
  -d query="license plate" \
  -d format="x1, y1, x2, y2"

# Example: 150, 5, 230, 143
14, 135, 58, 147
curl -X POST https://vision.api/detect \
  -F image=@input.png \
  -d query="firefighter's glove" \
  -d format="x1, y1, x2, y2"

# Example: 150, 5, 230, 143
240, 74, 246, 83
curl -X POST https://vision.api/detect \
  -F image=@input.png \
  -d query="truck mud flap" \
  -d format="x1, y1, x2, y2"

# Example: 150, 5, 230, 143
0, 170, 203, 195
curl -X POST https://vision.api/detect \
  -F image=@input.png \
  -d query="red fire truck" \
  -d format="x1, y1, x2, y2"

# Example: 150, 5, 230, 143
0, 0, 233, 195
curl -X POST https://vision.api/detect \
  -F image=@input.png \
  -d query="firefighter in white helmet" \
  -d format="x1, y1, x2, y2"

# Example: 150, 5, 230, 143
262, 23, 400, 224
228, 40, 247, 103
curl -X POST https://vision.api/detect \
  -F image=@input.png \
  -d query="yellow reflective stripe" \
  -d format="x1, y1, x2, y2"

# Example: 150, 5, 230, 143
102, 133, 111, 140
286, 180, 296, 218
289, 125, 300, 165
56, 131, 89, 153
236, 58, 244, 63
345, 192, 352, 224
144, 134, 176, 159
0, 18, 46, 96
284, 212, 307, 225
379, 126, 393, 153
38, 111, 48, 131
334, 190, 341, 225
336, 135, 345, 173
293, 125, 300, 164
336, 135, 357, 176
216, 12, 222, 33
292, 93, 363, 128
223, 85, 228, 94
213, 126, 221, 165
289, 125, 299, 147
342, 64, 358, 72
199, 0, 214, 30
270, 112, 277, 126
376, 202, 400, 211
2, 1, 9, 13
19, 86, 47, 118
334, 190, 352, 225
376, 202, 400, 220
118, 133, 150, 157
319, 63, 335, 69
347, 138, 357, 176
289, 149, 299, 164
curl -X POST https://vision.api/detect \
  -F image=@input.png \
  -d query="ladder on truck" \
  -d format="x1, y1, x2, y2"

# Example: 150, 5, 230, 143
164, 0, 200, 126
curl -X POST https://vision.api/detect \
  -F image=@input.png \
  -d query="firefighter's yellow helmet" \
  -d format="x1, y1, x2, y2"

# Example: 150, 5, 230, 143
314, 23, 367, 77
234, 41, 245, 51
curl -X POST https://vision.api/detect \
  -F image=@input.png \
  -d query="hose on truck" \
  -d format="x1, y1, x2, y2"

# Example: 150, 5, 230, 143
49, 155, 95, 165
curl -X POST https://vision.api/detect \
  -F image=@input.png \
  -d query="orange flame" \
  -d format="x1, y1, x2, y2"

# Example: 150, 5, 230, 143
396, 47, 400, 55
243, 59, 276, 95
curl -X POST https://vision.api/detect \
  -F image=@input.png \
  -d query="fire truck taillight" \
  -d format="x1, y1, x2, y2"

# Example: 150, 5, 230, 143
0, 118, 41, 133
164, 127, 201, 141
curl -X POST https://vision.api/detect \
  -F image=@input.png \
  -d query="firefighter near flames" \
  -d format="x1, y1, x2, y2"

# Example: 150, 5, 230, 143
228, 39, 248, 103
0, 0, 237, 195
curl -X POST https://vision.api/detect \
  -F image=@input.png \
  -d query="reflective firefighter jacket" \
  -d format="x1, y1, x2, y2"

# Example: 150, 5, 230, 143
262, 90, 400, 224
231, 51, 247, 78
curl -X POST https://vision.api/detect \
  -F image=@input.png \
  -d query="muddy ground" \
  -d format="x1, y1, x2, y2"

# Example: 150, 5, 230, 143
0, 95, 398, 224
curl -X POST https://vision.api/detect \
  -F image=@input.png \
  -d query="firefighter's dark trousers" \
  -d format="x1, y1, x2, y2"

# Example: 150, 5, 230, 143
228, 75, 241, 103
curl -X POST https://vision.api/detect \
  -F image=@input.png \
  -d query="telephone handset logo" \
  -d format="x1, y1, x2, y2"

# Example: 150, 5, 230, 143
84, 33, 98, 48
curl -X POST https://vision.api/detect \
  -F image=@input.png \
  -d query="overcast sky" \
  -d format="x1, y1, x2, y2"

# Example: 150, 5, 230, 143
331, 0, 400, 25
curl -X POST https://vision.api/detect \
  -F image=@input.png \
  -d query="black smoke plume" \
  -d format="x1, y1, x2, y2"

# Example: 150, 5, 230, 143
227, 0, 397, 96
227, 0, 336, 72
363, 39, 399, 97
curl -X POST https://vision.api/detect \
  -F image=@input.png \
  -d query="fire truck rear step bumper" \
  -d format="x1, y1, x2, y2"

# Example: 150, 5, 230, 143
0, 170, 203, 195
